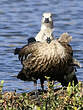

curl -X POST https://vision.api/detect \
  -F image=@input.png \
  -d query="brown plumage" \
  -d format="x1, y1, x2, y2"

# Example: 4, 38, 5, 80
57, 33, 81, 67
58, 32, 72, 43
16, 38, 78, 89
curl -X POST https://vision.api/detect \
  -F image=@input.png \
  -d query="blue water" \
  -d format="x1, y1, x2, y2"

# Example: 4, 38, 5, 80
0, 0, 83, 93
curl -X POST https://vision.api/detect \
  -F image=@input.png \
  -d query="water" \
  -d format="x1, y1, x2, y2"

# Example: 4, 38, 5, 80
0, 0, 83, 93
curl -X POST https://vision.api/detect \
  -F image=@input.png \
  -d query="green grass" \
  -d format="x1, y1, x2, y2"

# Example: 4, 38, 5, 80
0, 80, 83, 110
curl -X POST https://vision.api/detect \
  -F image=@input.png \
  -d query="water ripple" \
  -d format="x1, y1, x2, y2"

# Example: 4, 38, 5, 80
0, 0, 83, 93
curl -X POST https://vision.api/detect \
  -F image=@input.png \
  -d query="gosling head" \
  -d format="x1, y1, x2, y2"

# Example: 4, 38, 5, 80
41, 12, 53, 30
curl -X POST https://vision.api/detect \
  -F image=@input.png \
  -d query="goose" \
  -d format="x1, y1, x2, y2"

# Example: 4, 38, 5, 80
14, 12, 80, 89
15, 32, 79, 90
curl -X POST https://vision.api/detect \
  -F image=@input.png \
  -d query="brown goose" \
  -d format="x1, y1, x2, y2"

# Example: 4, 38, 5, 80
15, 35, 78, 89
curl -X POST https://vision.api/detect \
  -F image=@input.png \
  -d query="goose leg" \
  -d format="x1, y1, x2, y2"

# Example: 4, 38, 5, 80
33, 80, 38, 97
40, 79, 44, 91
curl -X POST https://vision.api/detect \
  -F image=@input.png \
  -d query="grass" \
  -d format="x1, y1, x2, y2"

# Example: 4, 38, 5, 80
0, 80, 83, 110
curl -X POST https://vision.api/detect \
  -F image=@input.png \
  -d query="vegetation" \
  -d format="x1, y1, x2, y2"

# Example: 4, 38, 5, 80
0, 80, 83, 110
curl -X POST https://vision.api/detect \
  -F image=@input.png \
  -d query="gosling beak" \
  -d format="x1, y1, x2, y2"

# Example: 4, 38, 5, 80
46, 37, 51, 44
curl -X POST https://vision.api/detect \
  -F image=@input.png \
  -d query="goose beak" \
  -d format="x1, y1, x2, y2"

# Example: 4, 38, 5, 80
44, 18, 49, 23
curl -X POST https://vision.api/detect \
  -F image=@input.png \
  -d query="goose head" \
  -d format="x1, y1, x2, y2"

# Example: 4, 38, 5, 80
41, 12, 53, 30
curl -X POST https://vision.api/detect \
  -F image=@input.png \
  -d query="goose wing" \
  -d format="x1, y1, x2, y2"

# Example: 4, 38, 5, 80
18, 43, 38, 61
58, 34, 81, 67
58, 32, 72, 43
